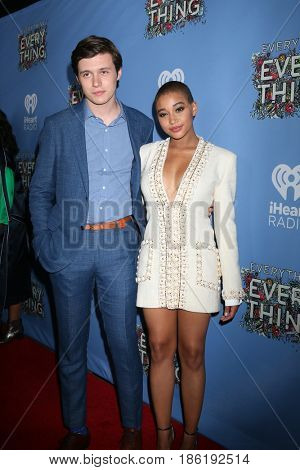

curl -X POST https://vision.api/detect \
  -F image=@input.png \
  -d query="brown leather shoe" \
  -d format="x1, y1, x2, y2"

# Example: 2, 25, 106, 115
120, 428, 142, 450
59, 431, 90, 450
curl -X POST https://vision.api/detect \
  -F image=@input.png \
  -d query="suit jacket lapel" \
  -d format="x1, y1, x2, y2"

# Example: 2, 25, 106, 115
123, 104, 141, 199
67, 101, 89, 196
67, 102, 142, 199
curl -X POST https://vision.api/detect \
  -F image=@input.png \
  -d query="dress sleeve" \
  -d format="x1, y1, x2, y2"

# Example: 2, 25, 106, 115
0, 167, 15, 224
6, 168, 15, 208
213, 152, 244, 304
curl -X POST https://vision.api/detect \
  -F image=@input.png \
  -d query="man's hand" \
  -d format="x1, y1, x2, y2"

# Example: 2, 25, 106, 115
220, 305, 239, 322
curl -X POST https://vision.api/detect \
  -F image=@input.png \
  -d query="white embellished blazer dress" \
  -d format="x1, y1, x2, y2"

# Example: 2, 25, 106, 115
136, 137, 244, 313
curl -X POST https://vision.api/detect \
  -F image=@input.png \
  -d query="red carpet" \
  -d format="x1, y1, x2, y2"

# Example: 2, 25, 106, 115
0, 335, 223, 450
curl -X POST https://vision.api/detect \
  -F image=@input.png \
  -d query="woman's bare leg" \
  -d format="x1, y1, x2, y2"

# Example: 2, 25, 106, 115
8, 303, 21, 322
143, 308, 177, 449
178, 310, 210, 449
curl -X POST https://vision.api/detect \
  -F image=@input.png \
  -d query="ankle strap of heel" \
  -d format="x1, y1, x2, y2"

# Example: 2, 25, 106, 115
157, 425, 172, 431
184, 429, 197, 436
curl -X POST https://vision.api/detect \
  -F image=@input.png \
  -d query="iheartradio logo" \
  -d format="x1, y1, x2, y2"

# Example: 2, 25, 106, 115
272, 164, 300, 201
24, 94, 38, 114
158, 68, 185, 88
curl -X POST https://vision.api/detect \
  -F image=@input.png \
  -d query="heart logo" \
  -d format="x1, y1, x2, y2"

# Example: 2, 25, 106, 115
158, 68, 185, 88
24, 94, 38, 114
272, 164, 300, 201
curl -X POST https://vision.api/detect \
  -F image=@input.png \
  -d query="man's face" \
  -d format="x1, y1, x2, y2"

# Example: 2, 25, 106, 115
77, 53, 122, 110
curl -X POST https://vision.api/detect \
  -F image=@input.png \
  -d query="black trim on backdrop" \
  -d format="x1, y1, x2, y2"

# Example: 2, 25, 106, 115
0, 0, 40, 18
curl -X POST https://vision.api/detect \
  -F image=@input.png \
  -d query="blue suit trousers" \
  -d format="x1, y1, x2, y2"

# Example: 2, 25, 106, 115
49, 220, 143, 430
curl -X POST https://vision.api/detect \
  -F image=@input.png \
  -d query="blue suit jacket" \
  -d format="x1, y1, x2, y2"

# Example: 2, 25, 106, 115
29, 101, 153, 273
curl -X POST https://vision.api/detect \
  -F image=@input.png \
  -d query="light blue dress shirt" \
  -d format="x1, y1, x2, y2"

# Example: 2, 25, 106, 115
84, 100, 134, 223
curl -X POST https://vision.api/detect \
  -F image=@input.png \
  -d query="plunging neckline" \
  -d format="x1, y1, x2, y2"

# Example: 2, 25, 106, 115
161, 137, 202, 204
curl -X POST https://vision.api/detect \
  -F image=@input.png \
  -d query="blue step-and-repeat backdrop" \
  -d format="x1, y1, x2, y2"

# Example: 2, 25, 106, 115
0, 0, 299, 450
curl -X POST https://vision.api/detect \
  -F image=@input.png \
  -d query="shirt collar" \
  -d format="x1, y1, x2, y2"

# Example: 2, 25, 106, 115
84, 99, 126, 124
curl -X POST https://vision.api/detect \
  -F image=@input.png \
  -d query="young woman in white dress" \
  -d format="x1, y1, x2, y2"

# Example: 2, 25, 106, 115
137, 81, 244, 449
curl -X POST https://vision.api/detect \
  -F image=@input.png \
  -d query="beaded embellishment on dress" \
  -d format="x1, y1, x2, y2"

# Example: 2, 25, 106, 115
148, 138, 212, 309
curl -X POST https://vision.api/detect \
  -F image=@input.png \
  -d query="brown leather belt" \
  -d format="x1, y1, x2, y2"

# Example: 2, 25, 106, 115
81, 215, 132, 231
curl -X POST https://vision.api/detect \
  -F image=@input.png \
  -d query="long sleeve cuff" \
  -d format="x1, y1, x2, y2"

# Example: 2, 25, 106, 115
225, 298, 242, 306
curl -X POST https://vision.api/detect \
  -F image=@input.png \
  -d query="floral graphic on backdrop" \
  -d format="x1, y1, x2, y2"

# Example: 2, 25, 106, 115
18, 23, 47, 71
145, 0, 206, 39
251, 48, 300, 119
240, 267, 300, 348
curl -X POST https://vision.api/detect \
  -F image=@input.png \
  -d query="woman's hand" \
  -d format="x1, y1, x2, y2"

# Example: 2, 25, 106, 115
220, 305, 239, 322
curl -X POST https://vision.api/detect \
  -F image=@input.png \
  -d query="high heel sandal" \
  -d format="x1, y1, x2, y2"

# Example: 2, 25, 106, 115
181, 429, 198, 450
0, 320, 24, 344
157, 425, 175, 450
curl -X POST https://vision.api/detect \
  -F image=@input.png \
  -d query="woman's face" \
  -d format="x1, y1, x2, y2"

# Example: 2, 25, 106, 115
156, 91, 197, 140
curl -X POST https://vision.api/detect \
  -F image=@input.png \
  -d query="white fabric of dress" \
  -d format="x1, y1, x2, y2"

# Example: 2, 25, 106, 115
136, 138, 244, 313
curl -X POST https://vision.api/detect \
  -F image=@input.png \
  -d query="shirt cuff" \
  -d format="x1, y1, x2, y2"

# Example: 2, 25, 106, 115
225, 298, 241, 306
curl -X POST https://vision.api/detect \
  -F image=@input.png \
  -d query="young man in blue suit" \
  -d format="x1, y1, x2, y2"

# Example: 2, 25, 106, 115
29, 36, 153, 450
